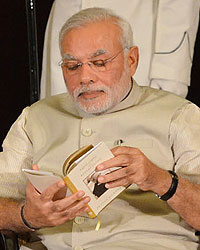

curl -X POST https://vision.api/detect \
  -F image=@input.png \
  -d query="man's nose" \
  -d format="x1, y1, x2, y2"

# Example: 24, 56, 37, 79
79, 63, 97, 85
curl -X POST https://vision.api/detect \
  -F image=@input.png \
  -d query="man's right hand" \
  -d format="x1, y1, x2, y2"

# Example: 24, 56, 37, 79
22, 180, 90, 229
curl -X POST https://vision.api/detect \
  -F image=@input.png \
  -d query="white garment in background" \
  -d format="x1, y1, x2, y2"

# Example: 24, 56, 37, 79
40, 0, 200, 98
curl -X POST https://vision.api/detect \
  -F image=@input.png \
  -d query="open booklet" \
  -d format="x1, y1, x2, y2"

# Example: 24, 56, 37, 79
23, 142, 126, 219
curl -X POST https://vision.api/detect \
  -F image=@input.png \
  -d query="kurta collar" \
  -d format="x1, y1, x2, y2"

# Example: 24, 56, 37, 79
75, 79, 143, 118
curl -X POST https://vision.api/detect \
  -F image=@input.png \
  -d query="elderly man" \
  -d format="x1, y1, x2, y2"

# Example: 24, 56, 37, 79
1, 7, 200, 250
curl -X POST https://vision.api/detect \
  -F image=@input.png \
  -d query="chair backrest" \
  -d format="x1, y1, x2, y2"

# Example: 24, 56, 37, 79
0, 231, 19, 250
0, 232, 6, 250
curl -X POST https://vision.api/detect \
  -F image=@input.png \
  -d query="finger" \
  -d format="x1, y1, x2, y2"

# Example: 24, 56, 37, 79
52, 190, 87, 212
32, 164, 39, 170
60, 195, 90, 217
96, 154, 132, 172
26, 182, 41, 197
98, 166, 133, 184
105, 177, 130, 188
58, 202, 90, 223
40, 180, 66, 202
111, 146, 141, 156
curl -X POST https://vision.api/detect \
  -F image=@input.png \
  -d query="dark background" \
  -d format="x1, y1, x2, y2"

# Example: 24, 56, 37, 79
0, 1, 54, 148
0, 1, 199, 148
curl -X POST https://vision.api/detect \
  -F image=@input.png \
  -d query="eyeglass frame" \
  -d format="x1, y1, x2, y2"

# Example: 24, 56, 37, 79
58, 47, 128, 74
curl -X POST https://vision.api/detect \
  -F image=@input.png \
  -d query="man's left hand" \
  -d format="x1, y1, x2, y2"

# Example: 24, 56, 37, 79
96, 146, 171, 193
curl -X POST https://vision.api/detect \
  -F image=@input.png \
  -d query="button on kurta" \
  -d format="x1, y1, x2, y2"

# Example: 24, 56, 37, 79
74, 216, 85, 225
74, 246, 84, 250
81, 128, 93, 137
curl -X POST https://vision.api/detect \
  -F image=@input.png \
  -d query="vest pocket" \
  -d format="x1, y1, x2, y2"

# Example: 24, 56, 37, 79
105, 137, 153, 149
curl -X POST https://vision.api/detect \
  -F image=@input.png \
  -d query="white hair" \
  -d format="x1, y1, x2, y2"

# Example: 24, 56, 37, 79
59, 7, 134, 53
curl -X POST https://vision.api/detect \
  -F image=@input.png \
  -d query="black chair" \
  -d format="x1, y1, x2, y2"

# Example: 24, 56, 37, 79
0, 0, 39, 248
0, 232, 6, 250
0, 231, 19, 250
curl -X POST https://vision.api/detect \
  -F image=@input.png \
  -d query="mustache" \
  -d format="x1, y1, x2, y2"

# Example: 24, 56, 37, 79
73, 86, 109, 99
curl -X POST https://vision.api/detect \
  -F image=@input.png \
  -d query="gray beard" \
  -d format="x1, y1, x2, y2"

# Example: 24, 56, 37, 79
70, 69, 131, 115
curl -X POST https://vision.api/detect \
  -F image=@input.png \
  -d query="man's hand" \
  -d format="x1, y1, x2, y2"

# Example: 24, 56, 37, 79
23, 177, 90, 229
32, 164, 67, 200
96, 146, 171, 194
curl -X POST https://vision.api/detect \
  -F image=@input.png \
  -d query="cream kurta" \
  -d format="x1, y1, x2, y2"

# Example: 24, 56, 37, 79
1, 82, 200, 250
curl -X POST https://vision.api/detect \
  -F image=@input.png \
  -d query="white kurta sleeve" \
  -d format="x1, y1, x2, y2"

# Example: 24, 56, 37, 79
150, 0, 200, 97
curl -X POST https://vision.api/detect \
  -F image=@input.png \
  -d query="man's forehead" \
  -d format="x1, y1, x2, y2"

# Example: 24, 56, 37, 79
62, 49, 109, 60
61, 20, 122, 58
62, 20, 121, 45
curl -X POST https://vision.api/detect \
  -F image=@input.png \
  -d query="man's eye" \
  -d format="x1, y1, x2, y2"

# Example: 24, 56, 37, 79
66, 64, 79, 71
93, 60, 106, 67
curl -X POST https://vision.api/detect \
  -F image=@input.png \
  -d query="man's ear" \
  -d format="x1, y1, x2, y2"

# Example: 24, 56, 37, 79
127, 46, 139, 76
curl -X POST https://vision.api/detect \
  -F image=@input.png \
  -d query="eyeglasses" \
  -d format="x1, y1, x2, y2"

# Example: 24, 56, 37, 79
59, 48, 127, 75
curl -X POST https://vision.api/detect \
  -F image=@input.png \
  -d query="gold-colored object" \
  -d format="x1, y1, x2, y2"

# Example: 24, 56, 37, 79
62, 144, 102, 222
62, 145, 93, 176
62, 144, 104, 229
95, 215, 101, 231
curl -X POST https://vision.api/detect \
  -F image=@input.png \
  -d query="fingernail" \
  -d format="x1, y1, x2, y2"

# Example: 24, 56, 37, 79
84, 206, 89, 212
98, 176, 104, 182
78, 191, 85, 198
84, 197, 90, 203
58, 181, 65, 188
105, 183, 110, 188
97, 164, 104, 171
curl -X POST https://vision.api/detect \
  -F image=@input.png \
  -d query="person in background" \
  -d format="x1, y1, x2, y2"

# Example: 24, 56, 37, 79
40, 0, 200, 99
